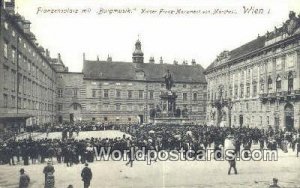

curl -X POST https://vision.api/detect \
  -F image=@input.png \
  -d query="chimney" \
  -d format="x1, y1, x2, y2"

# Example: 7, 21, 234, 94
45, 49, 50, 57
191, 59, 196, 65
149, 57, 155, 63
159, 57, 163, 64
107, 55, 112, 62
97, 55, 99, 62
83, 53, 86, 62
173, 60, 178, 65
58, 53, 61, 63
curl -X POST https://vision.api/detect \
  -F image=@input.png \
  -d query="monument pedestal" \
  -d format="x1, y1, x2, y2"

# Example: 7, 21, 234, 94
153, 90, 191, 125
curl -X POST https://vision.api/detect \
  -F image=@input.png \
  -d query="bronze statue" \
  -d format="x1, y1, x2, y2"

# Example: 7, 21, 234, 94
163, 69, 173, 90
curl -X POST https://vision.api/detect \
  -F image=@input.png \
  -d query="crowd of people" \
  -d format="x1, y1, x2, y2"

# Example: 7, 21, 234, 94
0, 122, 299, 188
1, 123, 300, 166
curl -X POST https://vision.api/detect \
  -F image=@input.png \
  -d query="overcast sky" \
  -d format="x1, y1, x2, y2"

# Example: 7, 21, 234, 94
12, 0, 300, 72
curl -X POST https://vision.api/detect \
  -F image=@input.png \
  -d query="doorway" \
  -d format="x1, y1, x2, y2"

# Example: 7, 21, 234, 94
239, 115, 243, 127
284, 103, 294, 131
138, 115, 144, 124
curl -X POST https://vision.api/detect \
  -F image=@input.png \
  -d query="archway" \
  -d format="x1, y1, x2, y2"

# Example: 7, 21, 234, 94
69, 103, 82, 122
284, 103, 294, 131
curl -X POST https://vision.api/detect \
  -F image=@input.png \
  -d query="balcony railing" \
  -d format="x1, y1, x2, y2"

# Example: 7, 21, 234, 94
259, 89, 300, 102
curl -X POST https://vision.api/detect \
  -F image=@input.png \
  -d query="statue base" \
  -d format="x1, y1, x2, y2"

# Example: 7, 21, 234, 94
153, 117, 190, 126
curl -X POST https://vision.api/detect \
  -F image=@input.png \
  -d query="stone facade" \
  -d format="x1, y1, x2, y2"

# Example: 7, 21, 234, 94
205, 11, 300, 130
56, 46, 207, 124
0, 2, 56, 132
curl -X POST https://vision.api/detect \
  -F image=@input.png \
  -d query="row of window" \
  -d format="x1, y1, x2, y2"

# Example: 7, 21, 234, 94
91, 81, 204, 89
57, 89, 200, 101
2, 65, 54, 99
209, 72, 294, 100
210, 52, 296, 88
3, 26, 54, 84
57, 103, 202, 113
2, 94, 54, 111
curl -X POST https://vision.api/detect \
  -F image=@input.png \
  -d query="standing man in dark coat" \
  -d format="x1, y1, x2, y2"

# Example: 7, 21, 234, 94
19, 168, 30, 188
81, 163, 92, 188
43, 161, 55, 185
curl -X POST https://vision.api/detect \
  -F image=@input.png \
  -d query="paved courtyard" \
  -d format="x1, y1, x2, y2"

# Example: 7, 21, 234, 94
0, 147, 299, 188
16, 130, 131, 140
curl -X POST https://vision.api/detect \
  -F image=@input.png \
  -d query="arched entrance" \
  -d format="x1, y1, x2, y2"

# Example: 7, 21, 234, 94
284, 103, 294, 131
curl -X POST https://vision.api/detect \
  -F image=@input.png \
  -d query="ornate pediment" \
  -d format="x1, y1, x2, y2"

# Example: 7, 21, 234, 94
213, 50, 231, 66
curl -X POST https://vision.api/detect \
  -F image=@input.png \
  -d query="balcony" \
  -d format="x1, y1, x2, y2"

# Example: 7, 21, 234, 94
259, 89, 300, 103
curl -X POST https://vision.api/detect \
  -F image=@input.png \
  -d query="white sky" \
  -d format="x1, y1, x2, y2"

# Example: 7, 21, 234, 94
13, 0, 300, 72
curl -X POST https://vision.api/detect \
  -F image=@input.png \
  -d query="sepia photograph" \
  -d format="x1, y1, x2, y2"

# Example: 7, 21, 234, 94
0, 0, 300, 187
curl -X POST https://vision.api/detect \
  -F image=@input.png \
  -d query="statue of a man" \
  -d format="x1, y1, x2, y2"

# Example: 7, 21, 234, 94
163, 69, 173, 90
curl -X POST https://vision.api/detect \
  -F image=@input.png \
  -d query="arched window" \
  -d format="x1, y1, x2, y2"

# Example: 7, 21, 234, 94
276, 75, 281, 91
268, 76, 272, 92
288, 72, 293, 93
193, 93, 197, 101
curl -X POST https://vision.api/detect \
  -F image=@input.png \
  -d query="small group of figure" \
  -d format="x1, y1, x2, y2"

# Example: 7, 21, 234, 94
18, 161, 92, 188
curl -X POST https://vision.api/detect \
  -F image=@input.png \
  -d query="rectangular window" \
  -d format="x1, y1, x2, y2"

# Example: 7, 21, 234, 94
58, 103, 63, 111
253, 85, 257, 96
12, 48, 16, 64
104, 89, 109, 98
23, 99, 27, 109
92, 89, 96, 98
11, 96, 15, 108
11, 70, 16, 92
139, 90, 143, 99
57, 89, 63, 98
240, 86, 244, 98
246, 86, 250, 97
128, 90, 132, 99
27, 61, 31, 71
149, 91, 154, 99
4, 42, 8, 58
3, 65, 9, 89
3, 94, 8, 108
103, 103, 109, 111
116, 104, 121, 111
116, 89, 121, 98
17, 97, 21, 109
234, 87, 238, 98
183, 93, 187, 101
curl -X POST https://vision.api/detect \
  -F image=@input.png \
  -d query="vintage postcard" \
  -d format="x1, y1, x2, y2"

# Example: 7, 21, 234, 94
0, 0, 300, 187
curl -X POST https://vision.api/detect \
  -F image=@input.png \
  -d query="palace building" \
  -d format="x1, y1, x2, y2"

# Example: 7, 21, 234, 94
0, 1, 207, 132
0, 1, 57, 133
205, 11, 300, 130
55, 40, 207, 124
